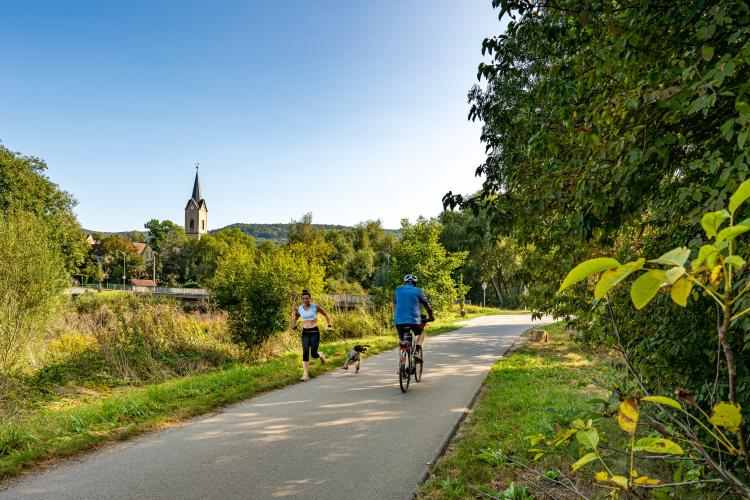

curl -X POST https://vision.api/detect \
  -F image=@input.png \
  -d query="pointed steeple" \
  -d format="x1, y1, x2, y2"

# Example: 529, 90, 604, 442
192, 163, 202, 202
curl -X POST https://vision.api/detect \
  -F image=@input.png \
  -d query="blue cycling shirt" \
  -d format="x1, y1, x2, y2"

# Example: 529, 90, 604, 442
394, 284, 430, 325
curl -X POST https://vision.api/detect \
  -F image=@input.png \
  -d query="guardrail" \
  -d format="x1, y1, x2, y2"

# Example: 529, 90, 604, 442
66, 285, 209, 299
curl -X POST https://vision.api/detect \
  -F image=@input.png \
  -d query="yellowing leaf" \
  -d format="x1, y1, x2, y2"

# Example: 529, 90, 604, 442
595, 471, 609, 482
710, 265, 723, 285
576, 428, 599, 450
571, 419, 585, 430
617, 397, 640, 436
641, 396, 683, 410
709, 402, 742, 433
633, 437, 684, 455
571, 452, 598, 472
560, 258, 620, 292
665, 266, 685, 284
649, 247, 690, 267
670, 278, 692, 307
729, 178, 750, 214
594, 259, 645, 300
630, 270, 668, 310
701, 210, 730, 239
533, 452, 544, 461
526, 434, 545, 446
634, 476, 661, 486
610, 476, 629, 489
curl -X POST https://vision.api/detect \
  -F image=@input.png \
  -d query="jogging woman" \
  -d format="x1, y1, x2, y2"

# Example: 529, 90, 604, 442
292, 290, 333, 381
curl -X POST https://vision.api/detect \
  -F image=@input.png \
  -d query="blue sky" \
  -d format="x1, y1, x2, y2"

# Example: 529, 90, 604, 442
1, 1, 506, 231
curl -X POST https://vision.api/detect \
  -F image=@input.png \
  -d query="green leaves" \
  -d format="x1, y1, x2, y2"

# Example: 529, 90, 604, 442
701, 210, 730, 239
559, 258, 620, 292
576, 428, 599, 450
641, 396, 683, 410
571, 452, 598, 472
594, 259, 644, 299
649, 247, 689, 267
728, 178, 750, 214
630, 270, 668, 310
701, 46, 714, 61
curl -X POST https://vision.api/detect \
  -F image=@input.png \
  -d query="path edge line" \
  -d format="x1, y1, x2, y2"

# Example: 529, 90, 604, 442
413, 325, 540, 497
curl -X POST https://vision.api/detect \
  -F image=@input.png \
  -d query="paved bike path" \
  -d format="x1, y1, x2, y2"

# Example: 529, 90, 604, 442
0, 315, 551, 500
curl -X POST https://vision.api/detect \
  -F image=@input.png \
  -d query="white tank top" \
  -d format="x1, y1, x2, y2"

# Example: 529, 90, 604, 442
298, 304, 317, 321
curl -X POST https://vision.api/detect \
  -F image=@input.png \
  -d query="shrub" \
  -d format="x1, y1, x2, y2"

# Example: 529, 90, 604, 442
212, 245, 325, 349
0, 212, 68, 372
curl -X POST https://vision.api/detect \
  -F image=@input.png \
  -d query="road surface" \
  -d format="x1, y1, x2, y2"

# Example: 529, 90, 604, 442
0, 314, 551, 500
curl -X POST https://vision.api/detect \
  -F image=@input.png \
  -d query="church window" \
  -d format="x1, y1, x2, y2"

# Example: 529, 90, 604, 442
201, 220, 205, 230
190, 219, 194, 230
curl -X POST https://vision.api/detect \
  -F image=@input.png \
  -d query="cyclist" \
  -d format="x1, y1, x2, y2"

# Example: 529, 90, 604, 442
394, 274, 434, 362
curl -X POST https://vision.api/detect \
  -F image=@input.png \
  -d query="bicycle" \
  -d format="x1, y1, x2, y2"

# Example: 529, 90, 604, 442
398, 318, 432, 393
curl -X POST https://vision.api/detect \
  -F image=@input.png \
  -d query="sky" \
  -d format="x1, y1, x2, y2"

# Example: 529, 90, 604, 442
1, 1, 507, 232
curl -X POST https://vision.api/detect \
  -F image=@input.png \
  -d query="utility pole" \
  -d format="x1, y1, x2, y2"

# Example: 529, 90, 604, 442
152, 252, 157, 285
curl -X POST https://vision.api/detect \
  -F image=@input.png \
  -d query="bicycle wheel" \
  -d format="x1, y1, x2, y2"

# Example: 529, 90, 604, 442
399, 349, 411, 393
414, 346, 423, 382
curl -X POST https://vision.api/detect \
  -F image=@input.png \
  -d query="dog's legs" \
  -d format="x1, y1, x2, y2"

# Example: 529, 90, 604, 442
355, 359, 360, 373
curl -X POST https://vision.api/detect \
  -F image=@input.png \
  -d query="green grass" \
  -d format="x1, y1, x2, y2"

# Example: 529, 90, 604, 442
0, 305, 510, 481
418, 323, 619, 499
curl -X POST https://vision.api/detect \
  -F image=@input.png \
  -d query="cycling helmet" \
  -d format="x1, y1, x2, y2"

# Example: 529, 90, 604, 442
403, 274, 418, 284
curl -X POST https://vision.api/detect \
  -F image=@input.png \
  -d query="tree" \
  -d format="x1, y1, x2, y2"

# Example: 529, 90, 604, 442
96, 235, 146, 283
386, 217, 466, 309
0, 144, 87, 273
440, 208, 525, 308
144, 219, 185, 255
0, 212, 68, 371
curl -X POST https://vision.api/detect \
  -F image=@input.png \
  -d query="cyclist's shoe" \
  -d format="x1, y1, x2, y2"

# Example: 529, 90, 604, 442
414, 346, 423, 363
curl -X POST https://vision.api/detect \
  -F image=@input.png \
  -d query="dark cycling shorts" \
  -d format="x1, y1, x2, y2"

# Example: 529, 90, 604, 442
396, 323, 424, 342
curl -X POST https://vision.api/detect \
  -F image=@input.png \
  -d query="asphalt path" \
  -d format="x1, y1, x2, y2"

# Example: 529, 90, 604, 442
0, 314, 551, 500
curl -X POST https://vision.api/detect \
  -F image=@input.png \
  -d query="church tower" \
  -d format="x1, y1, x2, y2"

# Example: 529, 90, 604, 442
185, 165, 208, 240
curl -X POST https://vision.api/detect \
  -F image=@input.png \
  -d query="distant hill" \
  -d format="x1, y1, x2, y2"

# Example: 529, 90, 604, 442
85, 223, 399, 244
213, 223, 400, 244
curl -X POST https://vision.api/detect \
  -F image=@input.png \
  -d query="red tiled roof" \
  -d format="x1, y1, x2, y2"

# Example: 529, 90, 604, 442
130, 279, 156, 287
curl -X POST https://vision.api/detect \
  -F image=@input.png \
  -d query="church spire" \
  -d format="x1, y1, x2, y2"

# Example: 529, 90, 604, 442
191, 162, 202, 202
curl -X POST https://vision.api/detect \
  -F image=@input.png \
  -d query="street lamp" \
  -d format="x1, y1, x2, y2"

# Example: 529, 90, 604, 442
482, 282, 488, 308
122, 252, 127, 287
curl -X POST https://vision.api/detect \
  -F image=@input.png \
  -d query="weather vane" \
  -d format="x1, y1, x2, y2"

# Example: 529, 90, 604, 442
195, 161, 200, 172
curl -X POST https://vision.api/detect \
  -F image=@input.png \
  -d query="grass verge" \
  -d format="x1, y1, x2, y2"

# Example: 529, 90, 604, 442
418, 322, 619, 499
0, 306, 510, 481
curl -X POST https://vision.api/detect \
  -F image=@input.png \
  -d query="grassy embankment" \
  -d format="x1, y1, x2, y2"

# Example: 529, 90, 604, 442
419, 323, 619, 499
0, 299, 515, 481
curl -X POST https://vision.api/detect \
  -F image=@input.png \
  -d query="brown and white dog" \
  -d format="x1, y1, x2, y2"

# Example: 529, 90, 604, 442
342, 344, 369, 373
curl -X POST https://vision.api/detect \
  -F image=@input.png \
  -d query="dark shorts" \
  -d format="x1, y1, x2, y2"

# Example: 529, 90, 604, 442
301, 327, 321, 361
396, 324, 424, 342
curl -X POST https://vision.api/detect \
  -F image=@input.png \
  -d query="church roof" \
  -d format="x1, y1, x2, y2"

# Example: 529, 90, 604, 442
186, 167, 207, 211
192, 170, 202, 203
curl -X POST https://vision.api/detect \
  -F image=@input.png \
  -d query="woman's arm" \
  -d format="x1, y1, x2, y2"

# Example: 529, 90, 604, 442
292, 309, 300, 330
317, 305, 333, 330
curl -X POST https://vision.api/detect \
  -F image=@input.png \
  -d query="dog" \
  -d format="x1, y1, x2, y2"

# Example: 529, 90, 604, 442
342, 344, 369, 373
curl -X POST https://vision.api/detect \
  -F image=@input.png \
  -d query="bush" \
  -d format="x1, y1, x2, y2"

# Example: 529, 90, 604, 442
0, 212, 68, 372
211, 245, 325, 349
325, 307, 389, 340
43, 297, 238, 383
